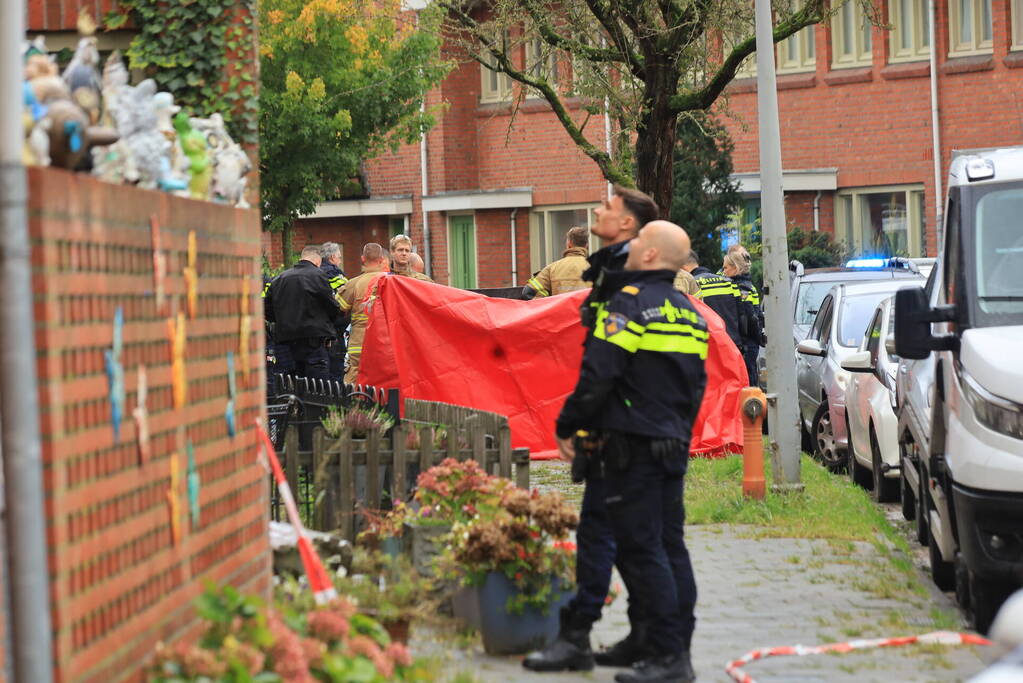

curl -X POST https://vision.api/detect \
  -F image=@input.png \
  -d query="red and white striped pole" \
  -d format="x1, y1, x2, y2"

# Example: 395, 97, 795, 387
255, 418, 338, 605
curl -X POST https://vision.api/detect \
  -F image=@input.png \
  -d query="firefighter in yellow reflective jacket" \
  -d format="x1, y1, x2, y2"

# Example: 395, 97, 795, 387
522, 226, 592, 299
390, 234, 434, 283
337, 243, 390, 384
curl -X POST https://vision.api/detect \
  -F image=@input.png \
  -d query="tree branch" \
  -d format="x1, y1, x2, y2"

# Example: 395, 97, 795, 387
580, 0, 646, 80
670, 1, 824, 112
520, 0, 624, 64
442, 1, 633, 186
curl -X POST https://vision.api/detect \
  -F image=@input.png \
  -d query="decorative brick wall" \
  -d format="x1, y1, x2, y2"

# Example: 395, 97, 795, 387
29, 167, 269, 683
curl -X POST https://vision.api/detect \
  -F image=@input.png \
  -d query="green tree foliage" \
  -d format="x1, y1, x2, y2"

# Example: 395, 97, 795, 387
670, 112, 742, 273
260, 0, 450, 261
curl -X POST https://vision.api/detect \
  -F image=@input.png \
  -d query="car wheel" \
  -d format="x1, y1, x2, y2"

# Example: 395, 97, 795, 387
900, 444, 915, 521
928, 524, 955, 592
871, 429, 899, 503
812, 401, 845, 472
916, 459, 929, 547
970, 572, 1014, 635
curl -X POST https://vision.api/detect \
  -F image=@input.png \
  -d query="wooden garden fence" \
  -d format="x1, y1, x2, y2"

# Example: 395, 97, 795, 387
276, 396, 530, 541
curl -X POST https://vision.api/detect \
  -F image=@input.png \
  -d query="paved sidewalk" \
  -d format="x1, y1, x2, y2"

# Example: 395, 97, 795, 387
415, 525, 990, 682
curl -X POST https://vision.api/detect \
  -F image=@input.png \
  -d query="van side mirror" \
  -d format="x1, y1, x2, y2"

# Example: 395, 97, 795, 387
841, 350, 873, 373
894, 287, 957, 360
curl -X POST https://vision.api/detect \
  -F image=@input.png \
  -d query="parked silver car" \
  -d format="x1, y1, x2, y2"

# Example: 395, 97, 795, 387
796, 278, 924, 470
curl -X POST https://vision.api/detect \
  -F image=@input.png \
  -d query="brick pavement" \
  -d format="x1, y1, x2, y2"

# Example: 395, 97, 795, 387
415, 525, 990, 682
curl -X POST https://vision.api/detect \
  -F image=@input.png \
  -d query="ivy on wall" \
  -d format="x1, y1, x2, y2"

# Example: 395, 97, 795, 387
107, 0, 258, 144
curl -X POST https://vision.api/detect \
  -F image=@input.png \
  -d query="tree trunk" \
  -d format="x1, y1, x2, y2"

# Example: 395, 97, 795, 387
281, 221, 295, 267
634, 66, 682, 218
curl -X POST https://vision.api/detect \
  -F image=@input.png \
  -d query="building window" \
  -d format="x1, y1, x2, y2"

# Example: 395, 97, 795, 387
529, 204, 598, 273
836, 186, 926, 257
448, 214, 478, 288
480, 33, 513, 103
832, 0, 873, 67
388, 216, 406, 239
949, 0, 993, 55
889, 0, 931, 62
778, 0, 816, 74
1014, 0, 1023, 48
527, 38, 558, 83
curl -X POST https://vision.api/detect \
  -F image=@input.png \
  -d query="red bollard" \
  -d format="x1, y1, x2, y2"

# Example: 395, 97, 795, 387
740, 387, 767, 500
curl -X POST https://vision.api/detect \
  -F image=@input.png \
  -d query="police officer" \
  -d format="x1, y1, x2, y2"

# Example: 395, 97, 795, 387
522, 226, 591, 299
558, 220, 707, 683
523, 185, 659, 673
319, 242, 349, 382
723, 245, 764, 386
681, 250, 744, 352
263, 245, 345, 382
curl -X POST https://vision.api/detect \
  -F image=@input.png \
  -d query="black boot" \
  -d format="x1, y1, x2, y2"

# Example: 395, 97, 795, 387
613, 652, 695, 683
522, 607, 595, 672
594, 625, 648, 667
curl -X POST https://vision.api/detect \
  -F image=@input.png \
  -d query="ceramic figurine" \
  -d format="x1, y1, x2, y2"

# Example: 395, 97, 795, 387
63, 37, 102, 124
174, 111, 212, 200
191, 113, 252, 206
45, 99, 90, 169
103, 79, 173, 189
100, 51, 129, 129
26, 117, 52, 166
25, 52, 70, 105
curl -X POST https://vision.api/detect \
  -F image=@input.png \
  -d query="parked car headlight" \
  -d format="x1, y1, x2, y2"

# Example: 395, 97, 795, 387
960, 369, 1023, 441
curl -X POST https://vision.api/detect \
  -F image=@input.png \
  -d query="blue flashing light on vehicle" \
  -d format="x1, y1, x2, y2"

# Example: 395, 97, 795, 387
845, 258, 889, 269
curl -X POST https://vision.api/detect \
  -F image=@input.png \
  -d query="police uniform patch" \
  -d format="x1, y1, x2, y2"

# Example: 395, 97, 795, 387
605, 312, 629, 336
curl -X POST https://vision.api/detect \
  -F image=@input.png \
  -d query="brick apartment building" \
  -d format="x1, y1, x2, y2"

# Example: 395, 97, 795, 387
285, 0, 1023, 285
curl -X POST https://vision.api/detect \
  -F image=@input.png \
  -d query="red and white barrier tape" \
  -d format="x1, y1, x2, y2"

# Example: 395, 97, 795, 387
725, 630, 991, 683
256, 418, 338, 605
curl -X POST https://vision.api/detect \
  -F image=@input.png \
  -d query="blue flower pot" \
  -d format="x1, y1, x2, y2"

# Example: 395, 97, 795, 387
476, 572, 574, 656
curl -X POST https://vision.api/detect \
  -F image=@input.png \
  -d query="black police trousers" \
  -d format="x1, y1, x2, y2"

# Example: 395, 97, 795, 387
743, 344, 759, 388
286, 338, 330, 382
566, 473, 620, 627
604, 434, 696, 656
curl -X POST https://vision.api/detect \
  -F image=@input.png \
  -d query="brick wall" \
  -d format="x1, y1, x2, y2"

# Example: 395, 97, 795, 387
721, 0, 1023, 255
28, 167, 269, 683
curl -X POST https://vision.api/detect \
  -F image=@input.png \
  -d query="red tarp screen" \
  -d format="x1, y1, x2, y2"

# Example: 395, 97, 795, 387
358, 276, 746, 459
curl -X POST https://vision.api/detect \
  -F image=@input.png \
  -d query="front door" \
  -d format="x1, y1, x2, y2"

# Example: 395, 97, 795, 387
449, 215, 477, 289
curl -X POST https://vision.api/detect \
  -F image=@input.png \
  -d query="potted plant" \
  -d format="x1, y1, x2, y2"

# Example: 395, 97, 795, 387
321, 402, 396, 439
403, 458, 512, 577
357, 503, 408, 557
335, 549, 429, 645
442, 486, 579, 656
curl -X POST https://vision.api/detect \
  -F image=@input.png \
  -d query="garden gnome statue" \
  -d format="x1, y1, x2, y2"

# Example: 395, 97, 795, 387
100, 51, 129, 129
191, 113, 252, 206
174, 111, 212, 200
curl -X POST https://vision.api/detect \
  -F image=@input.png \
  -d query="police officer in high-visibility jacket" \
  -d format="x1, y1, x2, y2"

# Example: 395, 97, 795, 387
319, 242, 349, 381
524, 185, 660, 674
556, 220, 707, 683
681, 251, 744, 352
723, 245, 764, 386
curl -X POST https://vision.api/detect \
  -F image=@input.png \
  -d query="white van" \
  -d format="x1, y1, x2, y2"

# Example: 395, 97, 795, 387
895, 147, 1023, 633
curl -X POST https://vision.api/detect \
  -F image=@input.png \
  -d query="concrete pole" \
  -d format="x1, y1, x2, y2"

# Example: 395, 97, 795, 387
0, 2, 56, 680
754, 0, 802, 488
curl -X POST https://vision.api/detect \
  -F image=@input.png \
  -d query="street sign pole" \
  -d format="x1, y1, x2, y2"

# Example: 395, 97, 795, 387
754, 0, 802, 488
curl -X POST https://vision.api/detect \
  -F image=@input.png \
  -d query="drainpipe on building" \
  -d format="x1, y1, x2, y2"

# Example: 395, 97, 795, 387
812, 190, 822, 232
603, 95, 613, 200
509, 208, 518, 286
928, 0, 943, 254
419, 103, 431, 278
0, 3, 55, 681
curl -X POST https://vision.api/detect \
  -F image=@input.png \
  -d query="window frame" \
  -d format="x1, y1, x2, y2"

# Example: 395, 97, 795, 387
888, 0, 932, 63
524, 37, 560, 99
1013, 0, 1023, 49
528, 203, 599, 273
479, 32, 514, 104
773, 20, 814, 74
948, 0, 993, 56
831, 0, 874, 68
835, 185, 927, 257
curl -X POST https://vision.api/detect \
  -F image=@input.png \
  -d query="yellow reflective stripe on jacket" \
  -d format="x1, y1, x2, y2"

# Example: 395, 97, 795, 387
348, 345, 362, 353
261, 281, 271, 298
593, 310, 708, 358
527, 277, 550, 297
329, 275, 347, 290
338, 297, 353, 312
